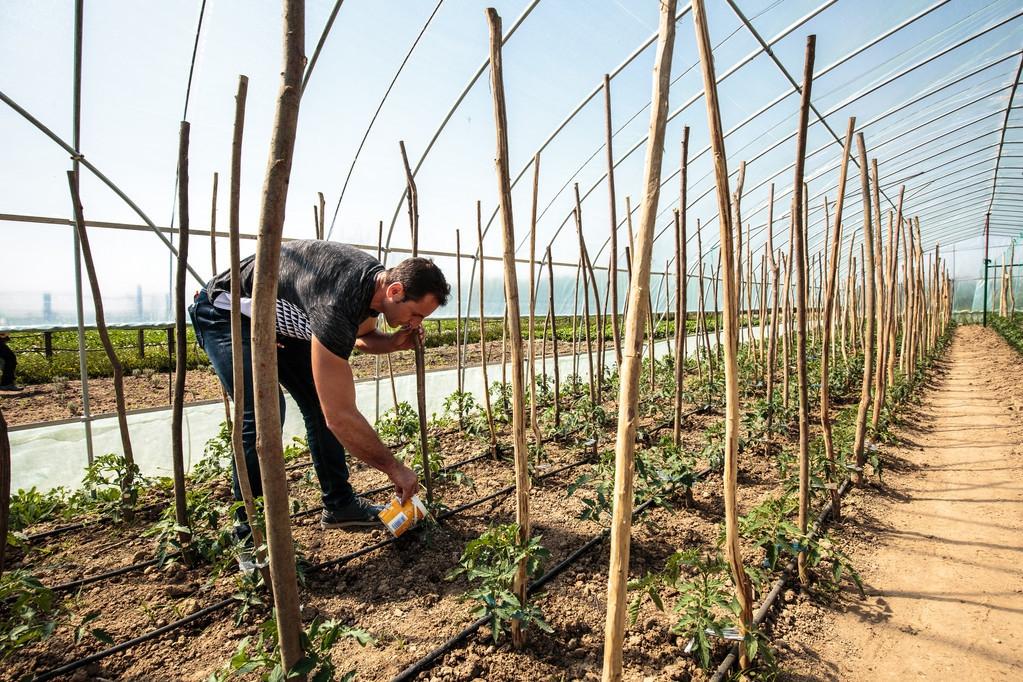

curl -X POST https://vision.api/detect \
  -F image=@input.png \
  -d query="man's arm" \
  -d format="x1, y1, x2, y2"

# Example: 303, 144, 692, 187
311, 335, 418, 502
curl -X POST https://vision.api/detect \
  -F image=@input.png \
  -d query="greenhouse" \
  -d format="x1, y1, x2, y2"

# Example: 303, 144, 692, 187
0, 0, 1021, 680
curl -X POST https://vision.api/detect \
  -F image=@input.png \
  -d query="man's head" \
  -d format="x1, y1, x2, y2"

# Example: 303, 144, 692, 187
377, 257, 450, 329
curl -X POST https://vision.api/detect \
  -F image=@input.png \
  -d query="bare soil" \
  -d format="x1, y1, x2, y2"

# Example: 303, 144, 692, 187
771, 325, 1023, 680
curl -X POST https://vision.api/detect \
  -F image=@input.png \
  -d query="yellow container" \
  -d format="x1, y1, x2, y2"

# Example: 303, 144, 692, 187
377, 494, 429, 537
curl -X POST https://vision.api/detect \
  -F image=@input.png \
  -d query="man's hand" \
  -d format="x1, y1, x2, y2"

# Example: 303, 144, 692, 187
390, 324, 425, 352
388, 461, 419, 503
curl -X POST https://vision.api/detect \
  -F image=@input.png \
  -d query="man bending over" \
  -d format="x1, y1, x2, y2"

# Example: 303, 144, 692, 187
189, 240, 449, 536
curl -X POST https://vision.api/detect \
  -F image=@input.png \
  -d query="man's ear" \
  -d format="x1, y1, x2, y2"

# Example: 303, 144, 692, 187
386, 281, 405, 301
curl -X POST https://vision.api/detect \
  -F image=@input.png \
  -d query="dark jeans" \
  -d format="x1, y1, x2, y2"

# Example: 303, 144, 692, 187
188, 289, 355, 537
0, 340, 15, 386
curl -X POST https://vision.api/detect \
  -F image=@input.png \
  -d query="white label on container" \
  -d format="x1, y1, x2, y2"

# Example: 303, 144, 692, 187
387, 511, 408, 535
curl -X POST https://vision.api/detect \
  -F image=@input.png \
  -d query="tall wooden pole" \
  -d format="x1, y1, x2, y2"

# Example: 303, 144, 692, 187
765, 184, 779, 448
172, 121, 193, 556
477, 203, 497, 455
691, 0, 753, 667
528, 154, 543, 448
547, 245, 561, 428
819, 117, 854, 521
602, 2, 676, 679
211, 171, 233, 429
574, 188, 597, 404
791, 35, 816, 587
486, 7, 532, 649
851, 133, 877, 485
673, 126, 689, 445
66, 171, 135, 512
210, 172, 219, 274
399, 140, 434, 506
0, 407, 7, 574
227, 75, 267, 580
456, 229, 463, 425
249, 0, 305, 672
604, 75, 622, 367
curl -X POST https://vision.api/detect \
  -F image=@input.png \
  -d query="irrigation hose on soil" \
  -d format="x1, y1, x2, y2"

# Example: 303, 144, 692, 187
44, 450, 493, 594
28, 450, 596, 681
390, 465, 717, 682
709, 478, 852, 682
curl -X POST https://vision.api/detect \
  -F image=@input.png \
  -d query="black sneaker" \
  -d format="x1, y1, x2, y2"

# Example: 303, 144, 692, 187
0, 384, 23, 393
320, 496, 385, 529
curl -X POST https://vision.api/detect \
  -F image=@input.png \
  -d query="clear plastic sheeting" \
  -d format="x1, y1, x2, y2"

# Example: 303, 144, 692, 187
8, 325, 763, 494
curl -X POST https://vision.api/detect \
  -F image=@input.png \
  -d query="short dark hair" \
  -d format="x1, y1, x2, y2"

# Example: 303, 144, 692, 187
385, 257, 450, 307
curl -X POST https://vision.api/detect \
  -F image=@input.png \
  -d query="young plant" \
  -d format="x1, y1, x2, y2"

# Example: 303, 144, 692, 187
0, 570, 58, 660
191, 420, 233, 484
282, 435, 308, 463
441, 390, 489, 439
73, 453, 149, 521
737, 495, 864, 596
375, 401, 419, 446
628, 549, 736, 670
446, 523, 551, 643
145, 489, 236, 572
208, 615, 374, 682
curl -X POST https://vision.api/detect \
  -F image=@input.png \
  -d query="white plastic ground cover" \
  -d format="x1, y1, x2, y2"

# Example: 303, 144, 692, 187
8, 325, 759, 494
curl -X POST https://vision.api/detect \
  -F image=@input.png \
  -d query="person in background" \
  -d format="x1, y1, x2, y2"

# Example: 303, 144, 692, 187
0, 333, 21, 392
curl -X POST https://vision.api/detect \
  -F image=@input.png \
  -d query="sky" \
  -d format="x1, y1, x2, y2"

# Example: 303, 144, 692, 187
1, 0, 1021, 325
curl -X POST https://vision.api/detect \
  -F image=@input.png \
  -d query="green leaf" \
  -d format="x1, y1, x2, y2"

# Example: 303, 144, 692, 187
91, 628, 115, 645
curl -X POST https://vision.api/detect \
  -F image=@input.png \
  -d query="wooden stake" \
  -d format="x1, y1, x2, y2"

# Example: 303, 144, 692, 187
528, 155, 542, 448
171, 121, 193, 557
210, 172, 219, 275
602, 2, 676, 678
547, 245, 561, 428
604, 75, 622, 367
477, 202, 497, 455
67, 170, 135, 514
249, 0, 305, 672
574, 189, 597, 404
819, 117, 855, 521
210, 171, 233, 430
0, 408, 9, 574
227, 74, 267, 582
851, 134, 877, 485
690, 0, 753, 667
791, 34, 815, 588
398, 140, 434, 506
486, 8, 532, 649
765, 184, 780, 448
456, 229, 463, 426
317, 191, 325, 240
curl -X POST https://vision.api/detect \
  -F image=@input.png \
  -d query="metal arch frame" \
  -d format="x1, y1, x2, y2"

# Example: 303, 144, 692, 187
324, 0, 445, 239
375, 0, 543, 263
641, 46, 1021, 280
532, 0, 906, 268
709, 76, 1014, 253
675, 17, 1023, 248
301, 0, 347, 97
985, 54, 1023, 216
0, 91, 206, 285
591, 14, 1021, 277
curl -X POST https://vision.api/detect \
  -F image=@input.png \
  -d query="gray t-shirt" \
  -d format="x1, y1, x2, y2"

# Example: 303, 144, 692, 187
207, 241, 383, 359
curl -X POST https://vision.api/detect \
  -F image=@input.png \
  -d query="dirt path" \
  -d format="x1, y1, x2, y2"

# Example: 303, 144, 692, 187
777, 325, 1023, 680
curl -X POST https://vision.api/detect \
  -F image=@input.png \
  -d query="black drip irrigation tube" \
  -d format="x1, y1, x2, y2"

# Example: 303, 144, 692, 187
391, 464, 718, 682
709, 478, 852, 682
29, 450, 597, 681
45, 449, 494, 594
